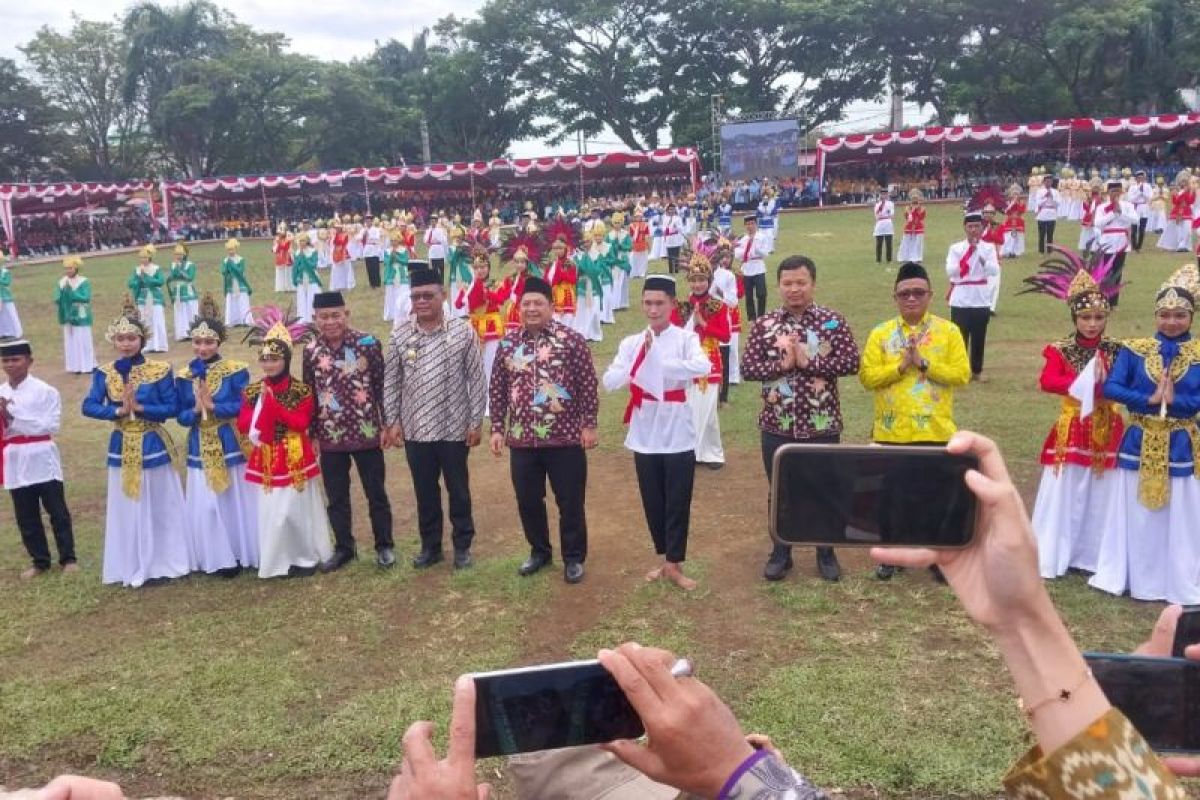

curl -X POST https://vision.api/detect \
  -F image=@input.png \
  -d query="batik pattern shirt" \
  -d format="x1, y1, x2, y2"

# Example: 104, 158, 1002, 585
302, 329, 385, 452
741, 305, 860, 440
489, 321, 598, 448
383, 317, 486, 442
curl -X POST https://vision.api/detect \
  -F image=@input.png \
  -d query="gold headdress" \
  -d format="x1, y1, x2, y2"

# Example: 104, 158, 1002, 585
139, 245, 155, 260
63, 254, 83, 270
908, 187, 924, 201
225, 238, 240, 252
1156, 263, 1200, 313
105, 310, 149, 344
685, 249, 712, 280
187, 294, 226, 342
296, 231, 311, 246
244, 305, 314, 360
611, 211, 626, 227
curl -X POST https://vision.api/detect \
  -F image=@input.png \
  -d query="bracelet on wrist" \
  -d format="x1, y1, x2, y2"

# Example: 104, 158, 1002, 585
1018, 667, 1093, 718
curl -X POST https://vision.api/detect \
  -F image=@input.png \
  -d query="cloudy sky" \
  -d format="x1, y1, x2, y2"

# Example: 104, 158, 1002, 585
5, 1, 907, 160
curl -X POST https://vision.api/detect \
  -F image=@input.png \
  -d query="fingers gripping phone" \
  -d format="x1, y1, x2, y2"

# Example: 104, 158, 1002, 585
1173, 607, 1200, 658
467, 660, 645, 758
770, 444, 980, 548
1086, 653, 1200, 753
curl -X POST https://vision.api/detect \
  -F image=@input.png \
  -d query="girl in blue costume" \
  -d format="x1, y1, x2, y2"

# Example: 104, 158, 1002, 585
82, 310, 191, 587
175, 296, 258, 576
1094, 263, 1200, 604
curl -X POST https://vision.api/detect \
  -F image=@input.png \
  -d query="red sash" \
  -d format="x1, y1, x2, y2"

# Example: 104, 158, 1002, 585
622, 343, 686, 423
0, 426, 51, 485
958, 244, 976, 278
742, 237, 753, 262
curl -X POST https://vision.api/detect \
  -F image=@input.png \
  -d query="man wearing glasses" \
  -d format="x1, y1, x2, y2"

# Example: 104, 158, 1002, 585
858, 261, 971, 580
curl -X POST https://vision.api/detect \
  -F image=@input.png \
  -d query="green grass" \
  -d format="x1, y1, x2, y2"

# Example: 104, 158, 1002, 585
0, 206, 1184, 797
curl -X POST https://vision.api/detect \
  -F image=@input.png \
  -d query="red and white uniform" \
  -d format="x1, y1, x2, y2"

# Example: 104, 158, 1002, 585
1093, 199, 1137, 255
681, 293, 730, 465
872, 199, 895, 236
1079, 195, 1101, 251
1002, 199, 1027, 257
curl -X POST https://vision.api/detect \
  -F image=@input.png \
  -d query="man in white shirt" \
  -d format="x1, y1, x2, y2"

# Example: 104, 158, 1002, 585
360, 214, 384, 289
424, 216, 449, 284
1033, 174, 1062, 253
735, 215, 769, 321
872, 191, 895, 263
1126, 170, 1152, 252
0, 339, 77, 579
1093, 179, 1137, 308
661, 203, 685, 274
603, 275, 710, 590
946, 211, 1002, 381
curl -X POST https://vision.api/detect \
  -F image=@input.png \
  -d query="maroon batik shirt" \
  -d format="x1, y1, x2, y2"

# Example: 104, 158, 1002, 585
741, 304, 861, 439
302, 328, 386, 452
488, 320, 599, 448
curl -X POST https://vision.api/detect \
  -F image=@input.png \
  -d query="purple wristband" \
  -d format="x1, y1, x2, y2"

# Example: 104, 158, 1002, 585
717, 748, 770, 800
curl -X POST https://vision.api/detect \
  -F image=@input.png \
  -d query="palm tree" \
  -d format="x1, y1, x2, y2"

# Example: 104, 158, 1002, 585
122, 0, 229, 116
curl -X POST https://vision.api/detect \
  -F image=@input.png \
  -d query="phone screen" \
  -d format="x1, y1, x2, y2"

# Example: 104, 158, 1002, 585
771, 444, 979, 548
469, 660, 645, 758
1173, 607, 1200, 658
1086, 653, 1200, 752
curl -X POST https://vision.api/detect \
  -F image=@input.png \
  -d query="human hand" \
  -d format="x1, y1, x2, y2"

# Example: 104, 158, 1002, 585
389, 424, 405, 448
36, 775, 125, 800
778, 338, 797, 371
1163, 375, 1175, 406
489, 431, 504, 458
581, 427, 599, 449
1149, 370, 1168, 405
793, 340, 810, 369
871, 431, 1047, 637
387, 677, 490, 800
599, 642, 754, 798
643, 330, 654, 353
1133, 605, 1200, 777
466, 428, 482, 448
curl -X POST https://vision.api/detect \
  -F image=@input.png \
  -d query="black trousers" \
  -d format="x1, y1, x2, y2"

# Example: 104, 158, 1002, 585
1037, 220, 1056, 253
364, 256, 382, 288
404, 440, 475, 554
875, 234, 893, 263
511, 446, 588, 564
719, 345, 731, 403
320, 447, 394, 556
431, 258, 446, 284
633, 451, 695, 563
950, 305, 990, 376
744, 273, 767, 321
1133, 218, 1148, 251
666, 245, 682, 274
763, 430, 840, 563
1109, 251, 1127, 307
11, 480, 76, 570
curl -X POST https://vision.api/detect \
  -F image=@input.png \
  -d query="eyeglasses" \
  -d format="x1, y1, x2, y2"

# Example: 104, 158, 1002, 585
894, 289, 930, 300
409, 292, 440, 301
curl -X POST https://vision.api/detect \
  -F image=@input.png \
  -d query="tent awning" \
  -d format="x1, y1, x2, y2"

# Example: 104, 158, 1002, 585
0, 181, 156, 215
817, 114, 1200, 166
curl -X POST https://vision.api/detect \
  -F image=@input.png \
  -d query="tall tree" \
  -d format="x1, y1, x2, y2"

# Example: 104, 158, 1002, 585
21, 17, 149, 179
0, 58, 69, 181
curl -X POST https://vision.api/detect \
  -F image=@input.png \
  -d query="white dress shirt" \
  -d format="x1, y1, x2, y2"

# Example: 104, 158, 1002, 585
424, 225, 448, 260
662, 215, 685, 248
1127, 181, 1151, 219
734, 232, 769, 277
1033, 188, 1061, 221
945, 239, 1001, 309
872, 199, 895, 236
711, 266, 738, 309
361, 225, 383, 258
1093, 200, 1138, 254
1, 375, 63, 489
603, 325, 710, 454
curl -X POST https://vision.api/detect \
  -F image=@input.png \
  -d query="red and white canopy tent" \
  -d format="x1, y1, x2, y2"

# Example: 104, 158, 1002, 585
162, 148, 701, 221
814, 113, 1200, 199
0, 180, 158, 250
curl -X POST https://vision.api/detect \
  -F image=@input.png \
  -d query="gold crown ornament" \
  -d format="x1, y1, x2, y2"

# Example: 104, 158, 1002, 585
173, 244, 188, 257
1067, 270, 1109, 314
225, 238, 240, 251
1156, 263, 1200, 313
105, 314, 148, 344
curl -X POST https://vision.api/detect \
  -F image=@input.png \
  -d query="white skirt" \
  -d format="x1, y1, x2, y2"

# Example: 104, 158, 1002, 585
0, 302, 23, 338
225, 292, 252, 327
103, 465, 192, 588
728, 332, 741, 384
1031, 464, 1116, 578
613, 268, 630, 309
384, 283, 409, 321
897, 233, 924, 262
63, 325, 96, 373
185, 463, 259, 572
1148, 209, 1166, 233
573, 291, 602, 342
330, 260, 356, 290
1002, 231, 1025, 258
1078, 227, 1096, 252
258, 480, 334, 578
391, 286, 413, 330
143, 304, 168, 352
761, 226, 777, 253
650, 236, 666, 260
600, 282, 615, 324
1157, 220, 1192, 251
1089, 470, 1200, 604
688, 381, 724, 464
173, 299, 199, 340
629, 252, 649, 279
274, 266, 293, 292
295, 282, 318, 323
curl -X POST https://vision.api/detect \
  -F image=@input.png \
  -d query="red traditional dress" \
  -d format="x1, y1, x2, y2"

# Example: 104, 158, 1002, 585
1157, 188, 1195, 251
272, 234, 294, 292
628, 220, 651, 278
401, 229, 417, 258
897, 205, 926, 262
680, 293, 730, 465
332, 231, 350, 263
1079, 195, 1100, 250
544, 256, 578, 317
499, 272, 527, 333
455, 279, 506, 343
1001, 199, 1027, 257
1032, 333, 1124, 578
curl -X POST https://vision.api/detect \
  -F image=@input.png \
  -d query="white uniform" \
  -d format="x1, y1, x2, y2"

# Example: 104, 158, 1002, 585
0, 375, 63, 491
872, 199, 895, 236
1093, 200, 1137, 256
1127, 181, 1151, 221
1033, 188, 1062, 222
945, 240, 1001, 309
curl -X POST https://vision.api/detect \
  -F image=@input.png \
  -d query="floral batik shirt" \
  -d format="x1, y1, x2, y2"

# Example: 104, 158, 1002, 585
741, 304, 860, 439
489, 321, 599, 448
302, 328, 386, 452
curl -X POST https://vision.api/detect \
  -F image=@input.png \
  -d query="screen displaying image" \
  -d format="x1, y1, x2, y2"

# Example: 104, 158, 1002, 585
721, 119, 801, 180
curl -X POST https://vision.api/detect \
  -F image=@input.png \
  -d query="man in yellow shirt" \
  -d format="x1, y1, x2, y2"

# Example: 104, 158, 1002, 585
859, 261, 971, 579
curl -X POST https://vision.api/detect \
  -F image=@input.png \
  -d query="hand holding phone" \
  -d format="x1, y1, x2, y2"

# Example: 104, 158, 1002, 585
1085, 653, 1200, 754
390, 677, 490, 800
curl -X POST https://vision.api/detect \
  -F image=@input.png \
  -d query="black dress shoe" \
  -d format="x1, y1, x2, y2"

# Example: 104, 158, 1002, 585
564, 562, 585, 584
376, 547, 396, 568
454, 550, 474, 569
288, 564, 317, 578
763, 556, 793, 582
216, 566, 242, 579
875, 564, 897, 581
518, 555, 551, 576
319, 550, 356, 573
815, 547, 841, 582
412, 550, 444, 569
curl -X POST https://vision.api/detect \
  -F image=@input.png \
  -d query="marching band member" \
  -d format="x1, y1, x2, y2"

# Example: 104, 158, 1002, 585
1127, 170, 1152, 251
1092, 180, 1137, 308
872, 190, 895, 263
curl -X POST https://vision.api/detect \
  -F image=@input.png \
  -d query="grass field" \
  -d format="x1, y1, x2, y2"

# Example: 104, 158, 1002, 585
0, 205, 1190, 798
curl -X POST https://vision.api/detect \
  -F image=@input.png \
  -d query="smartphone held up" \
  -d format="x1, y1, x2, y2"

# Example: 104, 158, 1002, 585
770, 444, 980, 549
